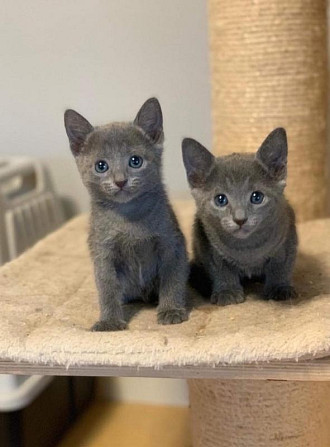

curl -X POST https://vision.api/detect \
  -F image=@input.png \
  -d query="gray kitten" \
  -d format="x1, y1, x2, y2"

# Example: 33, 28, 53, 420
64, 98, 188, 331
182, 128, 297, 305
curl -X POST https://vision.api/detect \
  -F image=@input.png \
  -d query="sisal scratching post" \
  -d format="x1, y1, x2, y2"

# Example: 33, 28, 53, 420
208, 0, 327, 222
189, 1, 330, 446
189, 380, 330, 447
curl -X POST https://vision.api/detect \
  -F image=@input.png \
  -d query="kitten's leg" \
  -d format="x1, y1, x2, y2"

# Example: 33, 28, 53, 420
157, 246, 189, 325
91, 254, 127, 331
263, 244, 297, 301
210, 259, 245, 306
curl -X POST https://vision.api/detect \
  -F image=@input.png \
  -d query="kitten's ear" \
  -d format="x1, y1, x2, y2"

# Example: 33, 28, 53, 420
134, 97, 163, 143
256, 128, 288, 180
182, 138, 215, 187
64, 109, 94, 156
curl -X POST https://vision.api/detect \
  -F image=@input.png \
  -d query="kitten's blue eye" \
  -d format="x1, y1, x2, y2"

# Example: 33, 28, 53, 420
214, 194, 228, 207
95, 160, 109, 173
251, 191, 264, 204
129, 155, 143, 168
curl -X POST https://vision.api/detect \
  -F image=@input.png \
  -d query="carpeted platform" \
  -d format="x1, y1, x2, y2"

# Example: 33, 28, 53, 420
0, 202, 329, 369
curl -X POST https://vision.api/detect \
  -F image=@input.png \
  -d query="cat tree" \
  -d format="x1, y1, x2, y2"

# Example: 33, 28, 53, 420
188, 0, 330, 445
0, 1, 329, 446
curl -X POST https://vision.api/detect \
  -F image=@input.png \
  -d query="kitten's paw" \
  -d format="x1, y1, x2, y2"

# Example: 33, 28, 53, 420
211, 289, 245, 306
265, 285, 297, 301
91, 319, 127, 332
157, 308, 188, 325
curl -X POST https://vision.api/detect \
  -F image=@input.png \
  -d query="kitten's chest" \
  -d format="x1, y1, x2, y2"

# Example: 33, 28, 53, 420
205, 229, 269, 272
225, 250, 268, 277
113, 234, 159, 291
96, 215, 159, 243
237, 258, 266, 278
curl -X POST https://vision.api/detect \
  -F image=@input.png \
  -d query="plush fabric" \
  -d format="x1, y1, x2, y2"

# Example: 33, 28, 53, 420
0, 201, 329, 368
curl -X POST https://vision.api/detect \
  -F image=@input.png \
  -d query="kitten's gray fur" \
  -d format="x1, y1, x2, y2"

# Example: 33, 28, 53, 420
182, 128, 297, 305
64, 98, 188, 331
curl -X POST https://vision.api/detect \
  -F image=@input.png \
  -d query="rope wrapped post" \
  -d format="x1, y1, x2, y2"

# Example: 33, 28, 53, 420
209, 0, 327, 222
189, 380, 330, 447
189, 1, 329, 446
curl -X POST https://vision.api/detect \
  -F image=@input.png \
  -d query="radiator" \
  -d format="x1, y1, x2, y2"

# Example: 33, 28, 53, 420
0, 157, 64, 264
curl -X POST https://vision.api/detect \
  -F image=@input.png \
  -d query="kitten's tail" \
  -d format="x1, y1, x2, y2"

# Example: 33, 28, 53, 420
189, 262, 212, 298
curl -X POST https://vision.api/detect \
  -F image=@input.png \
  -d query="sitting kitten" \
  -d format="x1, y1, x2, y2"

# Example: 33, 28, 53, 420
64, 98, 188, 331
182, 128, 297, 305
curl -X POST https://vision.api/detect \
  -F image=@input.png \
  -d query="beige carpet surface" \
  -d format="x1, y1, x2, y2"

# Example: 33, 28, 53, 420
0, 201, 329, 368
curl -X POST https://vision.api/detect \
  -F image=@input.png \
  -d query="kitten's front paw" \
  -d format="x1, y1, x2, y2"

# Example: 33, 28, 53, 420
157, 308, 188, 325
211, 289, 245, 306
265, 285, 297, 301
91, 319, 127, 332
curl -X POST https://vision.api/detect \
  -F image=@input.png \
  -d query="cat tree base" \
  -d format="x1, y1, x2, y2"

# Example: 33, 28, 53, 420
189, 379, 330, 447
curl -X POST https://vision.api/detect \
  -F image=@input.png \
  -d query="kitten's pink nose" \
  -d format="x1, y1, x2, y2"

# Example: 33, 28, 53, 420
115, 179, 128, 189
234, 218, 247, 227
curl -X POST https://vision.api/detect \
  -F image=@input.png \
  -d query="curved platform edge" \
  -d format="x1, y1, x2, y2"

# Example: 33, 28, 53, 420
1, 357, 330, 381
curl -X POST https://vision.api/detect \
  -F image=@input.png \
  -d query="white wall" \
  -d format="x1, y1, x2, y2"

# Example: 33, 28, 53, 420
0, 0, 211, 214
0, 0, 211, 406
98, 377, 189, 407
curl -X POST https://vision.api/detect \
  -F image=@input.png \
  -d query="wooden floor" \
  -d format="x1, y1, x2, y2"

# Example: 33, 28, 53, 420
57, 401, 191, 447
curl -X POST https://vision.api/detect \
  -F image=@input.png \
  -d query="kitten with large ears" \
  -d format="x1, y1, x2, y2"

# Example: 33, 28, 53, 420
64, 98, 189, 331
182, 128, 297, 305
